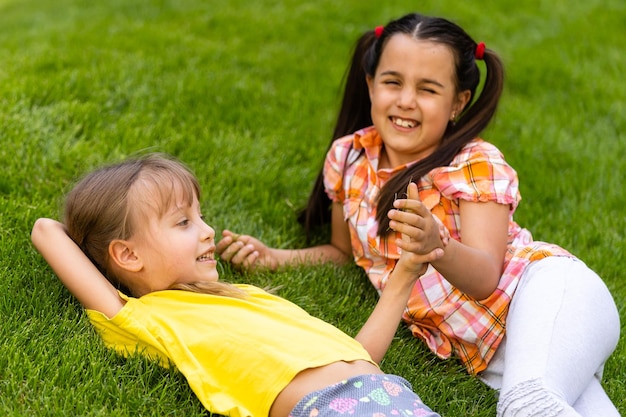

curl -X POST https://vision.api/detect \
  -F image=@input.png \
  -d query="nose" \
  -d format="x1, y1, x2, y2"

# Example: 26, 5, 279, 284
199, 219, 215, 241
397, 86, 417, 109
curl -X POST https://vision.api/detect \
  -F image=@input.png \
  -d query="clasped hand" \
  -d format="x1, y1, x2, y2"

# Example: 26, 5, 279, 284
216, 231, 277, 271
387, 182, 449, 276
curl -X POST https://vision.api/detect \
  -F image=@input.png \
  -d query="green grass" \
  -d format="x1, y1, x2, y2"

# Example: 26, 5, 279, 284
1, 0, 624, 415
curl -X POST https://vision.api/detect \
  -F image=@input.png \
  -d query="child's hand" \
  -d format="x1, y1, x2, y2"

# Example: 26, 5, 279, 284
216, 230, 277, 271
387, 182, 447, 274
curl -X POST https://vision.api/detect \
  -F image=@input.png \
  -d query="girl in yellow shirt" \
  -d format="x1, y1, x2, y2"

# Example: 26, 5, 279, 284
31, 153, 445, 417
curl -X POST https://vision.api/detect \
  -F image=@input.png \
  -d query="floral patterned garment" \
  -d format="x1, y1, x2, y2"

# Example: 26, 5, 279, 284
289, 374, 439, 417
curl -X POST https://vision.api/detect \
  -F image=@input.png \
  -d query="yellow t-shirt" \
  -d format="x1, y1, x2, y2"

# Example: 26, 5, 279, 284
87, 284, 375, 417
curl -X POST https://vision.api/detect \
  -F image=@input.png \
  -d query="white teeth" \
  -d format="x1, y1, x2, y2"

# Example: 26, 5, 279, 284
393, 117, 415, 128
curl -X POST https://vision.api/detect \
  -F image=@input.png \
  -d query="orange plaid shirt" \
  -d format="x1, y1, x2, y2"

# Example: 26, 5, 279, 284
324, 127, 572, 374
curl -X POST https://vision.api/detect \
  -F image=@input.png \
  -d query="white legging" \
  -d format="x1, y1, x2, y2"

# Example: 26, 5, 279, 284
479, 257, 621, 417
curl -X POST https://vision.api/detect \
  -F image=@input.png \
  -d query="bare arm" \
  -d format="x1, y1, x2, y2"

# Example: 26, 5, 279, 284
386, 185, 508, 300
31, 218, 124, 318
354, 265, 423, 364
429, 200, 509, 300
216, 201, 352, 270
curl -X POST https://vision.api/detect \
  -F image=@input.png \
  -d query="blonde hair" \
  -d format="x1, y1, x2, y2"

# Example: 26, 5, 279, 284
64, 153, 246, 298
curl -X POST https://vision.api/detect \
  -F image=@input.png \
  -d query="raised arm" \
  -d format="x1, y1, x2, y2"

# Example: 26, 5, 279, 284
355, 183, 446, 363
354, 263, 426, 364
31, 218, 124, 318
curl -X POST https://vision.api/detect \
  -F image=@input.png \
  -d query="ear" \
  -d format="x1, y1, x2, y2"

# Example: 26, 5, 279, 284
109, 239, 143, 272
454, 89, 472, 115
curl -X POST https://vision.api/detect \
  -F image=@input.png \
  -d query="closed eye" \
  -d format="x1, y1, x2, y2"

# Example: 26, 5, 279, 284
420, 78, 444, 93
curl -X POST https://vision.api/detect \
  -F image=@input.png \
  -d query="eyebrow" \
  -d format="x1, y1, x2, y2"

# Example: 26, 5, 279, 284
379, 70, 445, 88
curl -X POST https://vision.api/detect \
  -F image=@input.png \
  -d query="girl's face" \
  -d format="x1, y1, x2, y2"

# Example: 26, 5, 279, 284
128, 188, 218, 296
367, 34, 470, 168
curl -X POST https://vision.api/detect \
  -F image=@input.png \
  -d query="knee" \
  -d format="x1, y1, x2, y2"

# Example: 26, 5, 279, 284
497, 379, 580, 417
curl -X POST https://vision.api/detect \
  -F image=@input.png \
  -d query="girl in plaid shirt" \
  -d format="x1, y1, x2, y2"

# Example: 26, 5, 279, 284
217, 13, 620, 417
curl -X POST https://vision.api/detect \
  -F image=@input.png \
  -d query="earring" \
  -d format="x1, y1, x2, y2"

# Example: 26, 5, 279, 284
450, 111, 457, 121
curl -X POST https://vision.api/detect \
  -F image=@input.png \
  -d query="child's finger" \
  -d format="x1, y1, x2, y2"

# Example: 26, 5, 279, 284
216, 241, 241, 262
242, 251, 260, 270
393, 183, 427, 215
216, 231, 244, 256
215, 236, 234, 255
230, 243, 257, 266
438, 224, 450, 246
222, 229, 241, 240
406, 181, 421, 203
396, 237, 442, 260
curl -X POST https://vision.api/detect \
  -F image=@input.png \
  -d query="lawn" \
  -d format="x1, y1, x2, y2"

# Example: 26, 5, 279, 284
0, 0, 624, 415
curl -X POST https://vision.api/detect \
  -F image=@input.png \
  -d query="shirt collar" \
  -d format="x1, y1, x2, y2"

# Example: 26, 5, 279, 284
353, 126, 382, 151
353, 127, 411, 176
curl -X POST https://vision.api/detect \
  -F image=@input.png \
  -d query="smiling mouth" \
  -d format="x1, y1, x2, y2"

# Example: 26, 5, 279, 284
197, 253, 214, 261
391, 117, 417, 128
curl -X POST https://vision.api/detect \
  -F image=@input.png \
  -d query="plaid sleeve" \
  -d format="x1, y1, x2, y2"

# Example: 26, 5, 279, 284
323, 136, 354, 203
433, 140, 521, 211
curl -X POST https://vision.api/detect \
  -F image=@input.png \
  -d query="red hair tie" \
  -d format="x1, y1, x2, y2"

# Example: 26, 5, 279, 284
475, 42, 486, 60
374, 25, 384, 38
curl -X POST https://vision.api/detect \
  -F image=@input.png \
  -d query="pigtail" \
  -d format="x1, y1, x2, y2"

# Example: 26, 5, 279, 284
332, 30, 377, 139
297, 29, 378, 238
461, 49, 504, 138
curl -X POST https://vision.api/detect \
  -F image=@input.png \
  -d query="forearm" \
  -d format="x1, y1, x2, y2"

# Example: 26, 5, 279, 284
269, 244, 351, 268
31, 218, 122, 316
432, 238, 501, 300
355, 268, 419, 364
